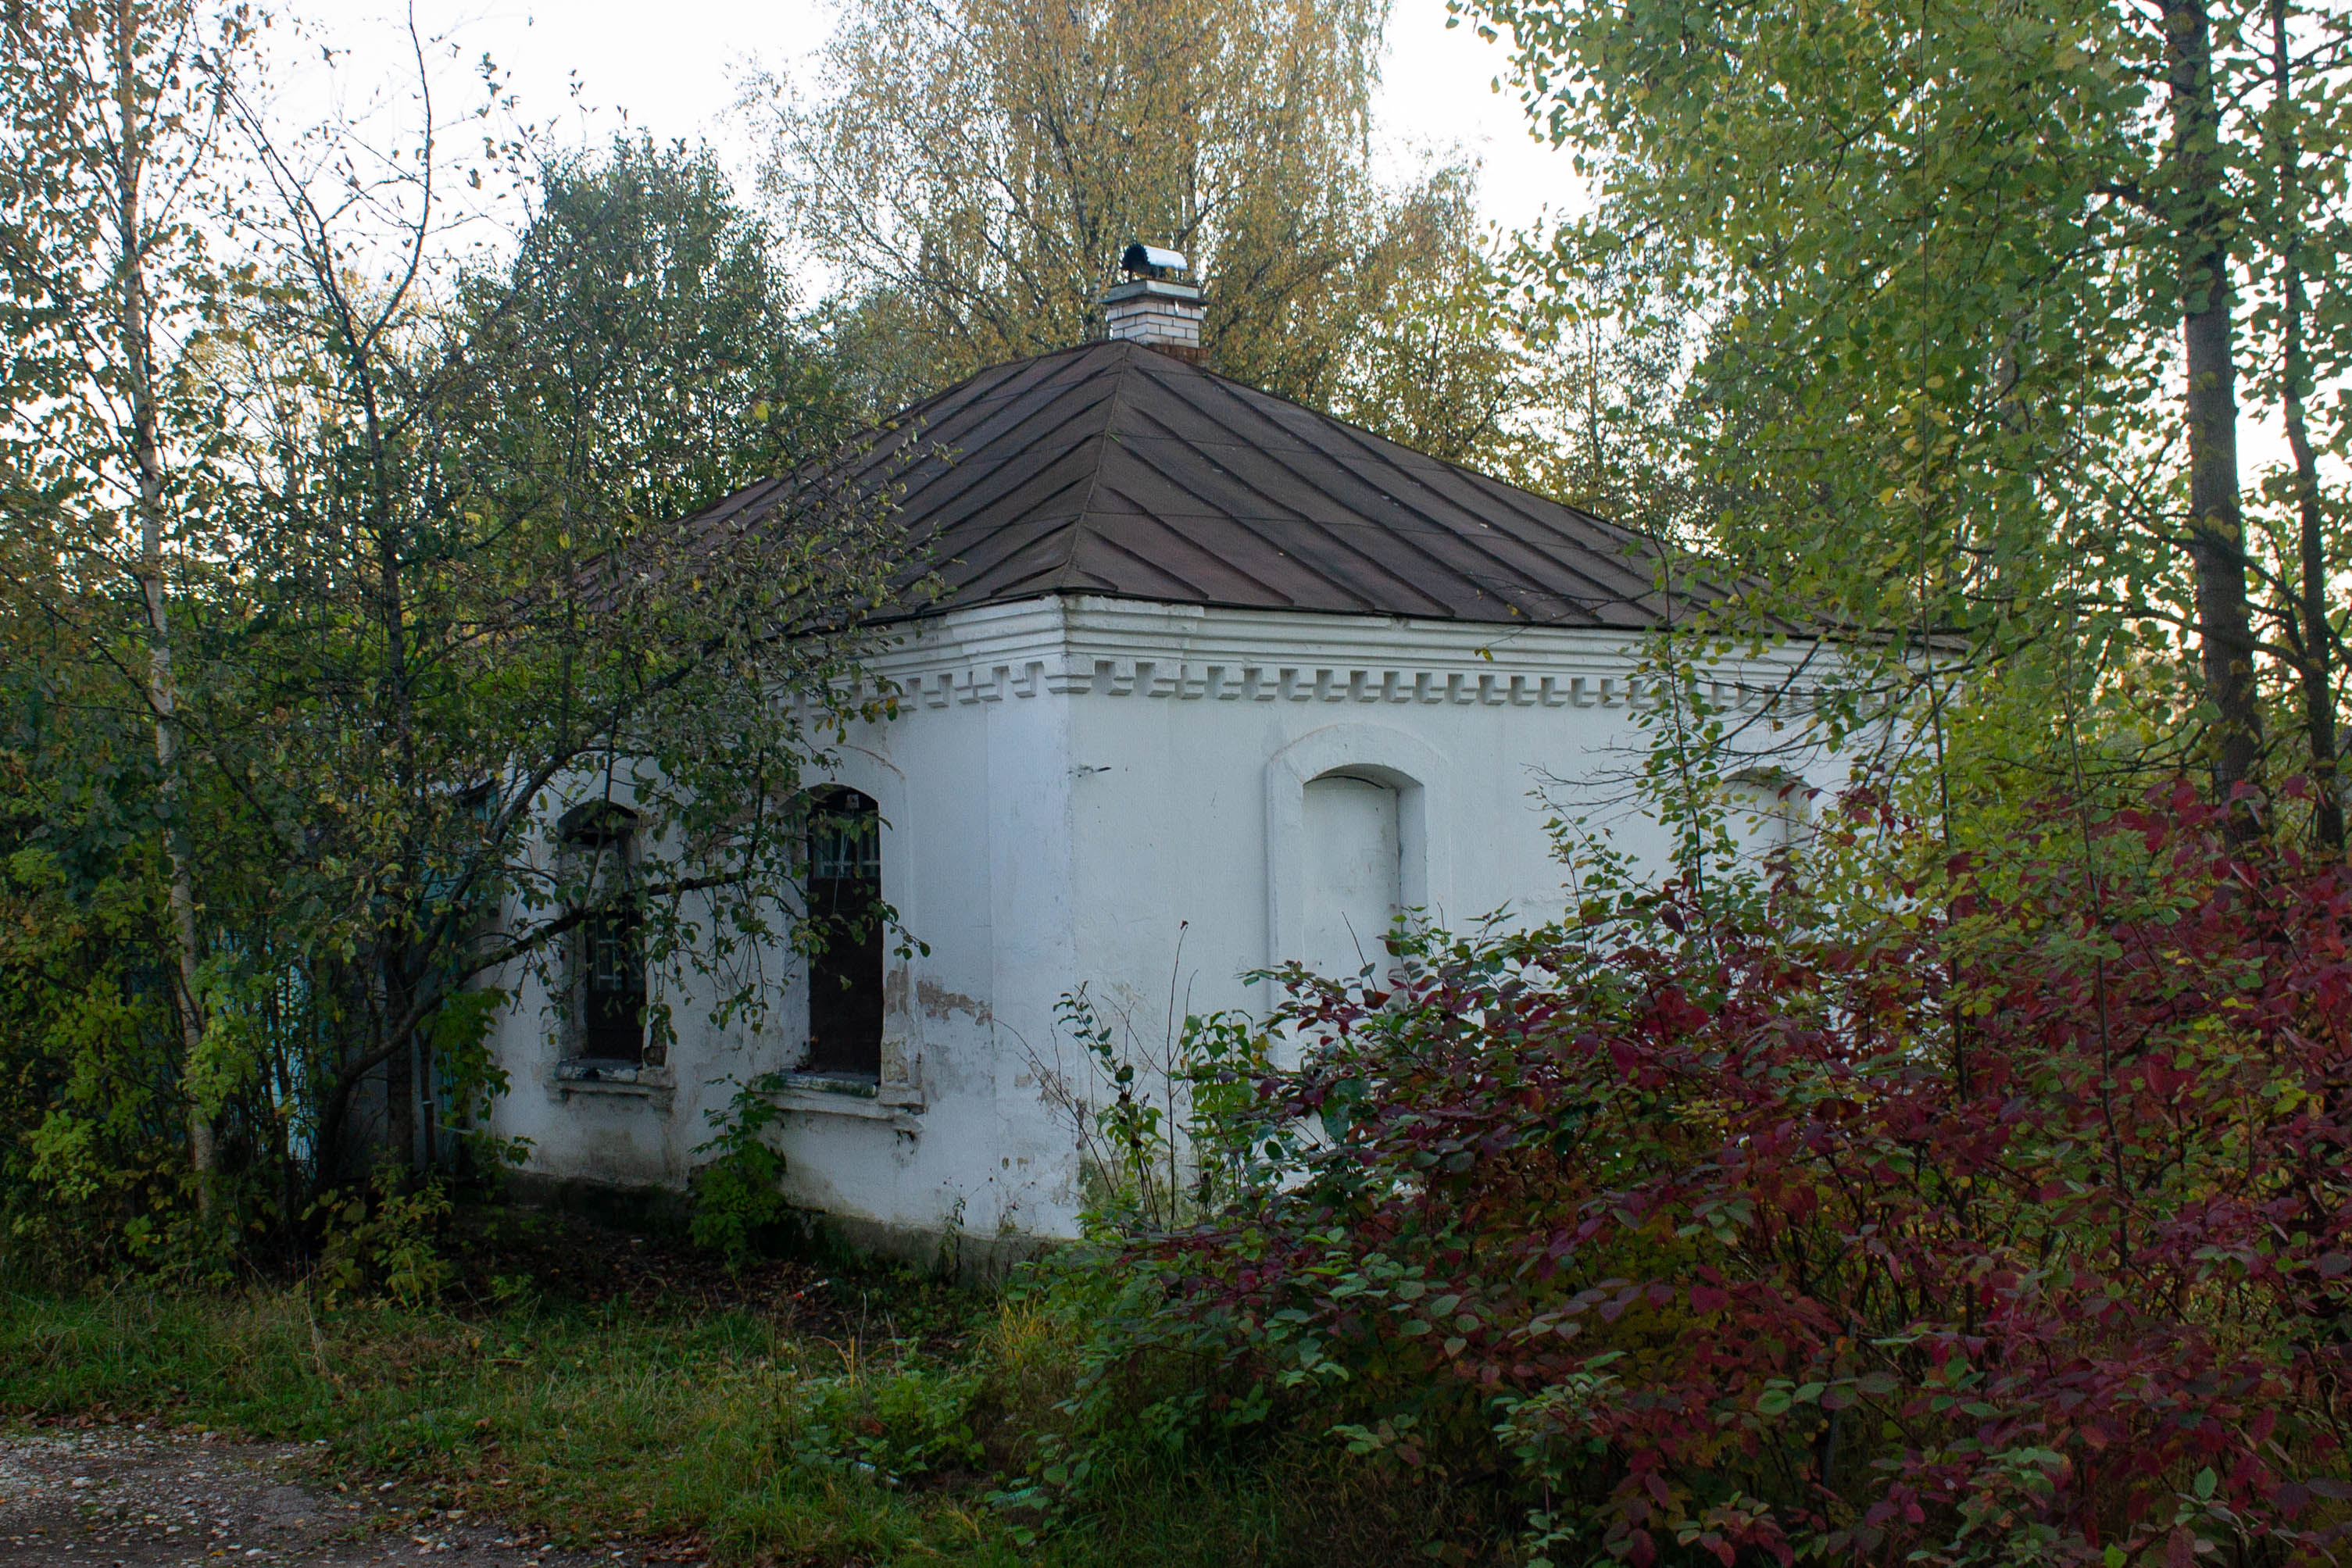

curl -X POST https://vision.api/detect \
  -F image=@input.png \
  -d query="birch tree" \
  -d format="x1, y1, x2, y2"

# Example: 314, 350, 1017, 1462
3, 29, 913, 1245
0, 0, 251, 1216
749, 0, 1535, 460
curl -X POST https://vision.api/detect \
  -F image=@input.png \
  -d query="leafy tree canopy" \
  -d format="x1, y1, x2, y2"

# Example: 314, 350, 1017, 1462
1464, 0, 2352, 839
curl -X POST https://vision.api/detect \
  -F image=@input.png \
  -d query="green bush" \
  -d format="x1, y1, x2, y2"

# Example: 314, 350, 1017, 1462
306, 1171, 453, 1307
689, 1075, 793, 1264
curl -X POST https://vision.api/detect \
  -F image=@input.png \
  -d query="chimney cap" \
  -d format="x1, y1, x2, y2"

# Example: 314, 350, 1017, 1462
1121, 242, 1189, 280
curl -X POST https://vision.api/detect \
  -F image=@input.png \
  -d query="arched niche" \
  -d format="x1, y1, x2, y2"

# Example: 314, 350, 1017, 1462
1721, 767, 1814, 863
1301, 772, 1402, 977
1264, 723, 1449, 973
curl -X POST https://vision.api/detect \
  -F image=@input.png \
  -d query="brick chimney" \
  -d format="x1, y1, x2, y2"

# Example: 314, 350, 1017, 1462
1102, 243, 1206, 364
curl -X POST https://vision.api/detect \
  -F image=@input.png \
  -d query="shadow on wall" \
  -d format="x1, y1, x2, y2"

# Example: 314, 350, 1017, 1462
499, 1169, 1055, 1285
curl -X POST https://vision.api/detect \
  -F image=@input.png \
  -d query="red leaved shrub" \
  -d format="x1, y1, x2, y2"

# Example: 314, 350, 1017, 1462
1118, 784, 2352, 1566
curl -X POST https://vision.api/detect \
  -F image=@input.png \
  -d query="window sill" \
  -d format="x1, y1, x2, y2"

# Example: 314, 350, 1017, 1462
557, 1058, 664, 1084
553, 1059, 674, 1107
763, 1073, 923, 1130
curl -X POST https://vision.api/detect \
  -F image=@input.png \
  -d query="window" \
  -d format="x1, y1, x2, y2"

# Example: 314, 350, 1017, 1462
803, 788, 884, 1080
563, 805, 645, 1066
1301, 771, 1402, 977
580, 904, 648, 1063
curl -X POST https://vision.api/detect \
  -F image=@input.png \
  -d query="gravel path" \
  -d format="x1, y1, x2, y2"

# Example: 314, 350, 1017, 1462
0, 1428, 698, 1567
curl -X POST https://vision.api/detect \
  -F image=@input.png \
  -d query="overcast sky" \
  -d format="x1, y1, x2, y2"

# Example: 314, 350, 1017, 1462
271, 0, 2314, 480
282, 0, 1585, 240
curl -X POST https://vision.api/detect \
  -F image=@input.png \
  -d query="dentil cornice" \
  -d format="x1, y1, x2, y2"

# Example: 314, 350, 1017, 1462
831, 595, 1833, 716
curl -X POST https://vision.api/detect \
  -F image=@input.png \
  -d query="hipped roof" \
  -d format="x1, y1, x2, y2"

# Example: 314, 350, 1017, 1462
690, 338, 1724, 630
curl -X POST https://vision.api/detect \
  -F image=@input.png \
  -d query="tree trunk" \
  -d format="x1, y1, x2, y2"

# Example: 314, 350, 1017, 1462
2269, 0, 2344, 852
371, 396, 422, 1178
2164, 0, 2264, 832
2281, 295, 2339, 850
110, 0, 216, 1216
384, 979, 415, 1172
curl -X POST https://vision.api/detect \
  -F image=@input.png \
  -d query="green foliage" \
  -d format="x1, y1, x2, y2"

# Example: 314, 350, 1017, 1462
306, 1173, 454, 1309
788, 1362, 988, 1485
1044, 983, 1267, 1234
0, 825, 195, 1267
0, 35, 906, 1267
457, 135, 860, 531
689, 1077, 793, 1265
1467, 0, 2352, 837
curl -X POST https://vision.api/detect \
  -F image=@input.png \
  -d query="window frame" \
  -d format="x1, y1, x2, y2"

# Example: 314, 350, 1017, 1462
799, 786, 886, 1084
557, 803, 651, 1073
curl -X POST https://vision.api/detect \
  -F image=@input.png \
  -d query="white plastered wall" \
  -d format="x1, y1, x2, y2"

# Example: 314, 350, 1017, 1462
484, 594, 1843, 1244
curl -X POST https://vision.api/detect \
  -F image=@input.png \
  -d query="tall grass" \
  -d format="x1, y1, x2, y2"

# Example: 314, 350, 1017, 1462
1, 1281, 1021, 1563
2, 1273, 1495, 1566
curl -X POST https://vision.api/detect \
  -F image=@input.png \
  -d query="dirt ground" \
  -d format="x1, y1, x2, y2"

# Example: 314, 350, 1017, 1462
0, 1427, 695, 1568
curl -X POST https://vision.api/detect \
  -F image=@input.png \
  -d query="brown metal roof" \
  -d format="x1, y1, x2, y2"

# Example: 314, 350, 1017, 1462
695, 339, 1728, 629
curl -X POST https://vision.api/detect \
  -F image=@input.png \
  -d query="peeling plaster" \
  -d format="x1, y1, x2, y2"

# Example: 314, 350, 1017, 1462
917, 979, 993, 1025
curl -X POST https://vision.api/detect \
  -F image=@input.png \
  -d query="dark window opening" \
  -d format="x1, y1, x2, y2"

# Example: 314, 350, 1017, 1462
581, 903, 647, 1063
804, 788, 883, 1080
563, 805, 645, 1066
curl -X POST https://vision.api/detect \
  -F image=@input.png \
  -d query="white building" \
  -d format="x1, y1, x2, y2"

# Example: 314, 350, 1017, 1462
482, 266, 1835, 1259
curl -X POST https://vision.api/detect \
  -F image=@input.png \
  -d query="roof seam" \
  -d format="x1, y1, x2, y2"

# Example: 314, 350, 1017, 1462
1049, 341, 1142, 595
1299, 409, 1664, 615
1188, 373, 1617, 615
1083, 479, 1308, 609
1108, 392, 1429, 616
886, 356, 1127, 520
1146, 365, 1496, 617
